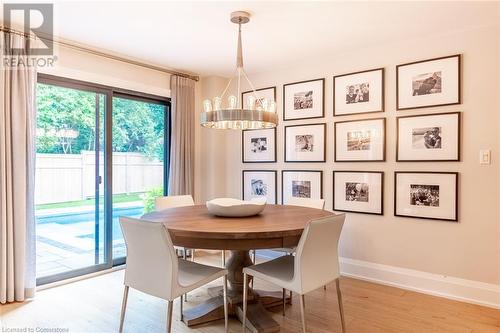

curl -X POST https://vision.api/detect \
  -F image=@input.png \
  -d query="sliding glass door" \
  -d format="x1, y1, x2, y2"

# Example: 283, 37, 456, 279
111, 95, 168, 261
35, 75, 170, 284
35, 82, 107, 283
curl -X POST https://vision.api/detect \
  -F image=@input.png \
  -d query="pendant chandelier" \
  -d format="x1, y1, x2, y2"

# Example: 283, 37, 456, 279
200, 11, 278, 130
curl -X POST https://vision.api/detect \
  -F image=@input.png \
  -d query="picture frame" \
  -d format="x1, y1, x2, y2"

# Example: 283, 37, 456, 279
242, 128, 277, 163
283, 78, 325, 121
333, 171, 384, 215
282, 170, 323, 204
242, 170, 277, 204
397, 54, 461, 110
333, 68, 384, 116
242, 86, 276, 110
394, 171, 458, 222
396, 112, 460, 162
334, 118, 386, 162
285, 123, 326, 162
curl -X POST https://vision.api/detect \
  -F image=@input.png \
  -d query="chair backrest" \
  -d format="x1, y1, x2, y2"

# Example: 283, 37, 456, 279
286, 197, 325, 210
119, 217, 178, 300
155, 195, 194, 211
293, 214, 345, 294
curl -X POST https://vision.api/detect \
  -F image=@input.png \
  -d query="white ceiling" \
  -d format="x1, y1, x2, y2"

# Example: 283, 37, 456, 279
6, 1, 500, 77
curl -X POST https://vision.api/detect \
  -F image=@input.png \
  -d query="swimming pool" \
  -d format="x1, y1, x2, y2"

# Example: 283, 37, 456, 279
36, 206, 144, 241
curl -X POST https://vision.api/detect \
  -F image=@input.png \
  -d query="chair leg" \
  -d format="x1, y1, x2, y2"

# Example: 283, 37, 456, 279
287, 252, 292, 305
222, 250, 226, 267
250, 250, 256, 289
191, 249, 195, 261
282, 288, 286, 316
299, 294, 307, 333
183, 250, 188, 302
336, 278, 346, 333
242, 273, 248, 332
179, 296, 183, 321
119, 285, 129, 333
223, 275, 228, 333
166, 300, 173, 333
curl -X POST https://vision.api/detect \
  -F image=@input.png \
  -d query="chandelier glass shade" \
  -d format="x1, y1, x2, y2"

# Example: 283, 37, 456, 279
200, 11, 278, 130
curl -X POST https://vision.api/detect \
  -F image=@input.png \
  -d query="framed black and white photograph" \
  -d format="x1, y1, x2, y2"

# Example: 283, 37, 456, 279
242, 170, 277, 204
242, 128, 277, 163
285, 123, 326, 162
394, 172, 458, 222
333, 68, 384, 116
397, 112, 460, 161
334, 118, 385, 162
397, 55, 461, 110
283, 78, 325, 120
333, 171, 384, 215
242, 86, 276, 110
282, 170, 323, 204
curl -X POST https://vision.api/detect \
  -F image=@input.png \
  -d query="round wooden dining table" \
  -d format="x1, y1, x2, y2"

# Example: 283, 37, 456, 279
142, 204, 334, 333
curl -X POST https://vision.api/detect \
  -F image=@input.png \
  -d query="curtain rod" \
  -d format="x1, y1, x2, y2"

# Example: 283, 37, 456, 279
0, 26, 200, 81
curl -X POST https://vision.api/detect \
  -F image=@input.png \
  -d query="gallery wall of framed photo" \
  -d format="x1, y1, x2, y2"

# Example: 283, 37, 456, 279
238, 54, 462, 222
217, 23, 500, 289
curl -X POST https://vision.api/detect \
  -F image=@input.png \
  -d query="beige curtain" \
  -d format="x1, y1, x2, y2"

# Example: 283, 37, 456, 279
168, 75, 195, 196
0, 31, 37, 303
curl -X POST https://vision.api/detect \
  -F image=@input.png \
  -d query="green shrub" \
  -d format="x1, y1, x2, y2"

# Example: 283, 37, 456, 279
143, 186, 164, 214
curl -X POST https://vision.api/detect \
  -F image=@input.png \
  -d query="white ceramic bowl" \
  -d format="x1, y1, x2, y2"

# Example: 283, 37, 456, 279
206, 197, 267, 217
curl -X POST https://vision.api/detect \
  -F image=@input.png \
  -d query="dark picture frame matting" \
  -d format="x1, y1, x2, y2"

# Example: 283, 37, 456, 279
241, 86, 276, 110
334, 118, 386, 162
333, 68, 385, 116
333, 171, 384, 215
242, 127, 277, 163
396, 112, 461, 162
283, 78, 325, 121
281, 170, 323, 204
396, 54, 461, 110
242, 170, 278, 204
284, 123, 326, 162
394, 171, 458, 222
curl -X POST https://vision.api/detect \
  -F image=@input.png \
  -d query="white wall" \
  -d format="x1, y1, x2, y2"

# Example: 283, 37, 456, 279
39, 44, 171, 97
194, 76, 231, 203
198, 23, 500, 294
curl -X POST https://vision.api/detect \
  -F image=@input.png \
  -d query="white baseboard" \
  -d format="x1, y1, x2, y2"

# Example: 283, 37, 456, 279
339, 257, 500, 309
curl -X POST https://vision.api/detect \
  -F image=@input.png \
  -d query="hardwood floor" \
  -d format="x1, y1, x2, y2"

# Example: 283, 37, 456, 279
1, 251, 499, 333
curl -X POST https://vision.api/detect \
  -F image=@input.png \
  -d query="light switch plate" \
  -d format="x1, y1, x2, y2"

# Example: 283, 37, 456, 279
480, 149, 491, 165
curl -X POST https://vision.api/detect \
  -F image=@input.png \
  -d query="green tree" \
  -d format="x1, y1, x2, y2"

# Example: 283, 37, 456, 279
36, 84, 166, 161
36, 84, 96, 154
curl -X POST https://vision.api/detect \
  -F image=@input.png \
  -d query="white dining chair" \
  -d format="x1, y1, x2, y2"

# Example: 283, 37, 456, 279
274, 198, 326, 302
118, 217, 228, 333
242, 214, 346, 333
155, 195, 195, 210
155, 195, 226, 268
275, 198, 325, 254
155, 195, 195, 257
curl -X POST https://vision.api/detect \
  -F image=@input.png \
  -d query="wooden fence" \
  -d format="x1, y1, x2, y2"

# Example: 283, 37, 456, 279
35, 151, 163, 204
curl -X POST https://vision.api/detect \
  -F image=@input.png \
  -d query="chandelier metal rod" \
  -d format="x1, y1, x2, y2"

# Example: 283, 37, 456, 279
237, 23, 244, 68
241, 69, 265, 107
219, 69, 236, 100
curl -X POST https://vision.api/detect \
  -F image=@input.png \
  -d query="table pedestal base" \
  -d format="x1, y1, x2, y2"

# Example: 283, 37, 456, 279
182, 250, 291, 332
182, 286, 291, 332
